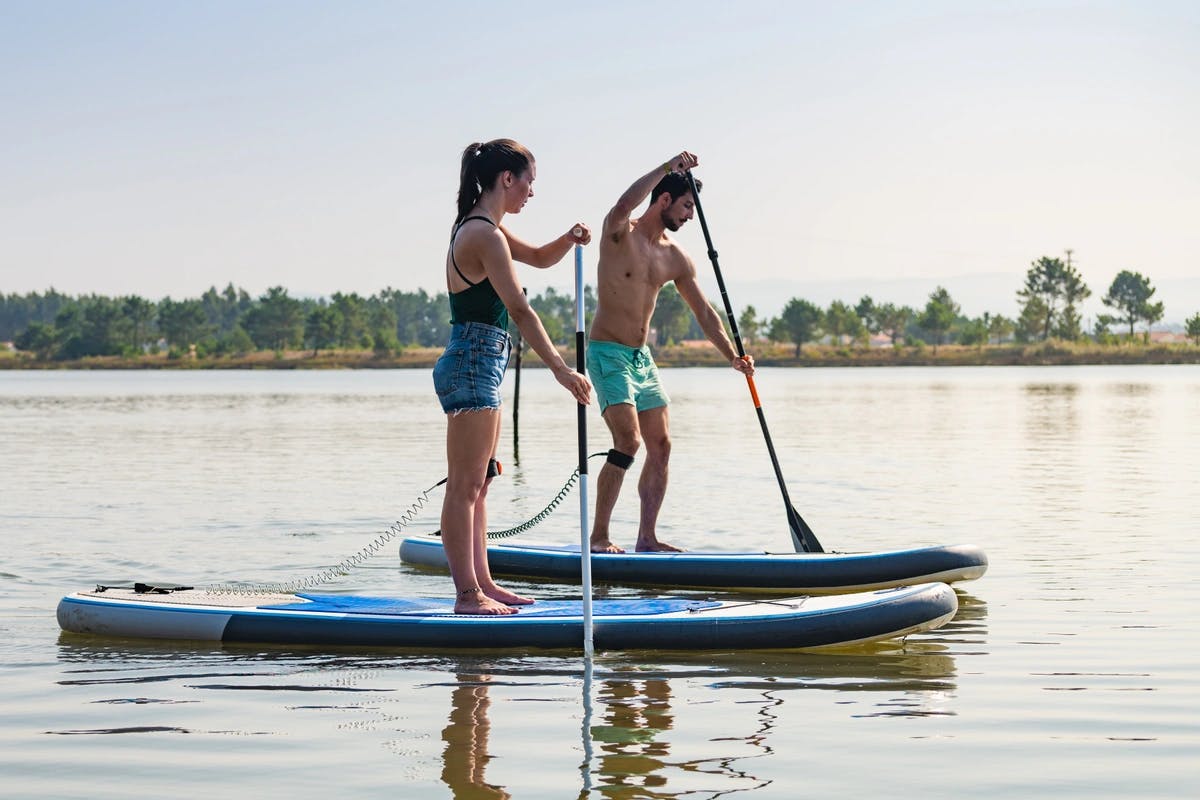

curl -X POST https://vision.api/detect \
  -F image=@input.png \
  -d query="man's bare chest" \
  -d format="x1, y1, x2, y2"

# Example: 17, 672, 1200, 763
602, 240, 683, 289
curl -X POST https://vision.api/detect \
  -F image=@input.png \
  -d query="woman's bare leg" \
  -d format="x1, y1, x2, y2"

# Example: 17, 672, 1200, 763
474, 409, 533, 605
442, 409, 516, 615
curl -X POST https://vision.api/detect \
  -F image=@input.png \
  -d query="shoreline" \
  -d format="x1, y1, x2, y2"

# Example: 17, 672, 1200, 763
2, 342, 1198, 370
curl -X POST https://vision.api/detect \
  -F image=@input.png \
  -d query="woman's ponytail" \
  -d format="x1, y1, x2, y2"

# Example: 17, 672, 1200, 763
455, 142, 485, 225
454, 138, 534, 225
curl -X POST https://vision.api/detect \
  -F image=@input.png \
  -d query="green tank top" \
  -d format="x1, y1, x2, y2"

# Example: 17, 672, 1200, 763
448, 215, 509, 330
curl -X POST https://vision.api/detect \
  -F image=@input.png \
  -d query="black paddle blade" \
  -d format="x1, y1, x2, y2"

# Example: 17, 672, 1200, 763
787, 504, 824, 553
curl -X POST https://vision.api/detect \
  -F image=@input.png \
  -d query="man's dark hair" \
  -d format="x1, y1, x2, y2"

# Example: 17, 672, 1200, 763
649, 173, 700, 206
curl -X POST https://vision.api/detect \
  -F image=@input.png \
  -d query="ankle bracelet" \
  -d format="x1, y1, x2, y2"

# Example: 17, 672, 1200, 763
457, 586, 481, 597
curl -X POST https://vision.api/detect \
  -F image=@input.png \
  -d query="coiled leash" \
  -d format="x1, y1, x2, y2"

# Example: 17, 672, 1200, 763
208, 453, 610, 595
432, 452, 611, 540
208, 476, 444, 596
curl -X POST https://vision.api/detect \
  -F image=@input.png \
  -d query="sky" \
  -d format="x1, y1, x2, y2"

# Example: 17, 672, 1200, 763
2, 1, 1198, 322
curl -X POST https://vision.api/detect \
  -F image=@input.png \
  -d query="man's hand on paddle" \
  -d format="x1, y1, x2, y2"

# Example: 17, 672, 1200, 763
667, 151, 699, 174
733, 355, 755, 376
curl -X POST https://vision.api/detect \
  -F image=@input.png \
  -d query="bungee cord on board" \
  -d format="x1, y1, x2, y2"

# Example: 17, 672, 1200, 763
205, 454, 609, 596
441, 452, 609, 541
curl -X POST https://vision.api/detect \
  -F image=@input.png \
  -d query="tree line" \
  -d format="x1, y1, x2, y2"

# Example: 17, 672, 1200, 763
0, 283, 591, 361
655, 256, 1199, 353
4, 256, 1199, 361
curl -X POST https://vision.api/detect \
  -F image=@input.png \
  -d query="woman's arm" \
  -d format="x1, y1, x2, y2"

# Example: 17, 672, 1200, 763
478, 230, 592, 403
501, 223, 591, 269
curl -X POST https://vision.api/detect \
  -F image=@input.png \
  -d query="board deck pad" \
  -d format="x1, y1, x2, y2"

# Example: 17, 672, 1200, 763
261, 594, 721, 617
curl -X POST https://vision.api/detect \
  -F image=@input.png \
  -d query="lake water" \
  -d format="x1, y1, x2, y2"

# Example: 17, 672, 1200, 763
2, 365, 1197, 799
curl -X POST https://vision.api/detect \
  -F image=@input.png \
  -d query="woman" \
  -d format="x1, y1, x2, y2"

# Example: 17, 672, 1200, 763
434, 138, 592, 615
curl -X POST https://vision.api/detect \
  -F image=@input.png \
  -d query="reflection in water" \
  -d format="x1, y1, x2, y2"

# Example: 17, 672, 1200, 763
1021, 383, 1085, 540
441, 675, 511, 800
589, 677, 676, 795
1020, 379, 1168, 560
53, 604, 984, 797
1104, 382, 1156, 398
1022, 382, 1081, 445
584, 675, 784, 798
580, 660, 596, 796
935, 592, 989, 651
428, 639, 976, 800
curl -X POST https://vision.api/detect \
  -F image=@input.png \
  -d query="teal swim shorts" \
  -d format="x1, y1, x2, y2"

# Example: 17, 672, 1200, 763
586, 339, 670, 414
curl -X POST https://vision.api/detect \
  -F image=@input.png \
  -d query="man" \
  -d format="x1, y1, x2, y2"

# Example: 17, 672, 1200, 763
587, 151, 754, 553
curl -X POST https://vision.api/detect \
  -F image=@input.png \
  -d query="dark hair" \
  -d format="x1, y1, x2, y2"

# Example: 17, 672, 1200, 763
649, 173, 700, 207
456, 138, 535, 224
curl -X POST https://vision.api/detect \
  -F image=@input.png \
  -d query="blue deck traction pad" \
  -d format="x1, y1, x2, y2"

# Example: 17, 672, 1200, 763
261, 594, 721, 618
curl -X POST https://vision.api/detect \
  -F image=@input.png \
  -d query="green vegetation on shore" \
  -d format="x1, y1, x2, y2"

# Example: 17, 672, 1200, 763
4, 253, 1199, 368
4, 339, 1197, 370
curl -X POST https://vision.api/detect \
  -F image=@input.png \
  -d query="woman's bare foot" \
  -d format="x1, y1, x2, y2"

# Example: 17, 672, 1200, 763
483, 584, 535, 606
454, 588, 518, 615
590, 539, 625, 554
635, 539, 683, 553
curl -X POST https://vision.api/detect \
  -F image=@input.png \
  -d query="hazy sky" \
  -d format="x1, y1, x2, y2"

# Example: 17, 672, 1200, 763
3, 1, 1197, 320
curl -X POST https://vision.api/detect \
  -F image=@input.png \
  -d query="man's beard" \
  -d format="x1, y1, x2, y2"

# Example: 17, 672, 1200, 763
661, 210, 683, 232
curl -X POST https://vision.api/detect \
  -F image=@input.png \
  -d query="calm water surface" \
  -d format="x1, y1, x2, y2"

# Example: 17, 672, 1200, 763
2, 366, 1197, 798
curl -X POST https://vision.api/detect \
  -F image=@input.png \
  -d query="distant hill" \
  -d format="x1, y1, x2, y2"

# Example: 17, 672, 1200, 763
717, 273, 1200, 328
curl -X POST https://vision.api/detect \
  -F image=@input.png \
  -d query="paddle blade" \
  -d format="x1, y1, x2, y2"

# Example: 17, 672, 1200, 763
787, 504, 824, 553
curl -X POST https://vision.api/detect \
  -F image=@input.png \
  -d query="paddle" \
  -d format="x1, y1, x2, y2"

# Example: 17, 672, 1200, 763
684, 171, 824, 553
574, 230, 595, 656
512, 288, 525, 462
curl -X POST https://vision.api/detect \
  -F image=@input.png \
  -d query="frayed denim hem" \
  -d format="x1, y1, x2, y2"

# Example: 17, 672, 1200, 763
447, 405, 502, 416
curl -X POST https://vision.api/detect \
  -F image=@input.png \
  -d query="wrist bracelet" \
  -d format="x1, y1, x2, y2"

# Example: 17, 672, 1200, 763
662, 161, 673, 175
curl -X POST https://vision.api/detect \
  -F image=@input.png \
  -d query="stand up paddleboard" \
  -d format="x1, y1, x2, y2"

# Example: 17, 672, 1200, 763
53, 229, 970, 654
56, 582, 957, 651
400, 537, 987, 594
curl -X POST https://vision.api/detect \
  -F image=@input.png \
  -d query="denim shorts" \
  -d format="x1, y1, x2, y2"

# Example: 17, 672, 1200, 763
433, 322, 511, 413
586, 339, 669, 414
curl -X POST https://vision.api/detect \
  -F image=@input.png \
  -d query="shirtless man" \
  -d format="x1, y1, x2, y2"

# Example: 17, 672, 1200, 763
587, 151, 755, 553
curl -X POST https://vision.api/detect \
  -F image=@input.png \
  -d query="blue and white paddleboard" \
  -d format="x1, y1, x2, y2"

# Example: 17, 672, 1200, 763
399, 537, 988, 594
56, 582, 958, 651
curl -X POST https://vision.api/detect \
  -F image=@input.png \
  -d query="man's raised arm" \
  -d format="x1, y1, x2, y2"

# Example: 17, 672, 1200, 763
603, 151, 699, 240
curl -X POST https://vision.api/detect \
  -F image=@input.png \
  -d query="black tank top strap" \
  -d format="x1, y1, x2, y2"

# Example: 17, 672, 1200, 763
450, 215, 497, 287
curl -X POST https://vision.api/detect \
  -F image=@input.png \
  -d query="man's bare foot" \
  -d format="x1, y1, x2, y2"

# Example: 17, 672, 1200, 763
635, 540, 684, 553
483, 584, 535, 606
454, 588, 518, 615
590, 539, 625, 554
